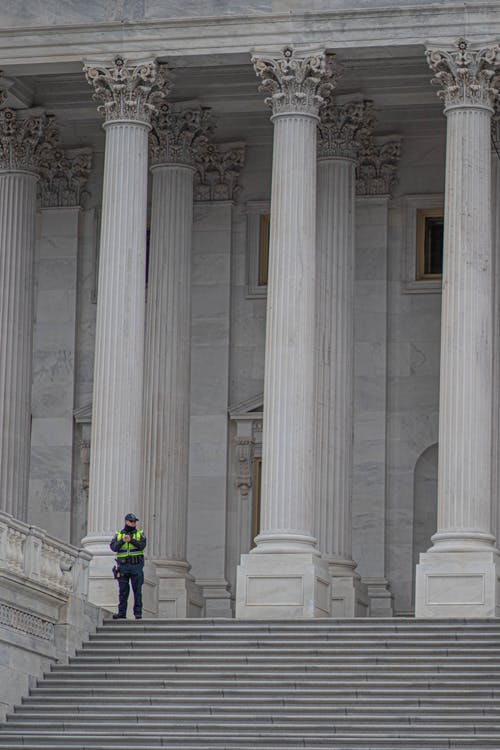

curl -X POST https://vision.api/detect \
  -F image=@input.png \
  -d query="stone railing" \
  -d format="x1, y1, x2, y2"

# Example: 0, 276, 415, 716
0, 510, 91, 598
0, 511, 101, 723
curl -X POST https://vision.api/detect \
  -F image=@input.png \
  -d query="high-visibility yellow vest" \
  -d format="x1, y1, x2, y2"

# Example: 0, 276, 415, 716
115, 529, 144, 560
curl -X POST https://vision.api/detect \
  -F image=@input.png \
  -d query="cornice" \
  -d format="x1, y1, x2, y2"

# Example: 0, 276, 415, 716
0, 6, 499, 67
1, 4, 500, 36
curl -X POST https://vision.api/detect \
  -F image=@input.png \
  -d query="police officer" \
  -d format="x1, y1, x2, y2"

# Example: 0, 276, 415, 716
110, 513, 147, 620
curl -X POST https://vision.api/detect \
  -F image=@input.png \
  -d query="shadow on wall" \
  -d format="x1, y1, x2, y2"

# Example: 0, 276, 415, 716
411, 443, 438, 608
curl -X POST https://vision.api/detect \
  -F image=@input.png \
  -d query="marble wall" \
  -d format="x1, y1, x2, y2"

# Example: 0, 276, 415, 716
384, 134, 444, 614
28, 208, 81, 542
351, 196, 392, 615
187, 200, 234, 617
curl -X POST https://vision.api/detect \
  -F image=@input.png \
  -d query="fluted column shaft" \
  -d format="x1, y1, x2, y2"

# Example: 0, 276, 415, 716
87, 119, 149, 537
256, 111, 319, 552
315, 156, 356, 564
144, 163, 194, 563
0, 171, 38, 521
434, 103, 494, 548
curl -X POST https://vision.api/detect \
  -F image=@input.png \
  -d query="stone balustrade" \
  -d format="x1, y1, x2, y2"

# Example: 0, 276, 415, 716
0, 511, 100, 722
0, 510, 91, 598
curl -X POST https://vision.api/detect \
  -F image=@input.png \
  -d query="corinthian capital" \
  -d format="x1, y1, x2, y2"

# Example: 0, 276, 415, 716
194, 142, 245, 201
149, 104, 215, 167
252, 45, 338, 118
0, 108, 59, 172
426, 38, 500, 111
39, 146, 92, 208
83, 55, 172, 125
318, 100, 376, 160
356, 136, 401, 197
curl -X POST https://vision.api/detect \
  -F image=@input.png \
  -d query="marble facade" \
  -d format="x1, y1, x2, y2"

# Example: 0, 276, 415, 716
0, 2, 499, 619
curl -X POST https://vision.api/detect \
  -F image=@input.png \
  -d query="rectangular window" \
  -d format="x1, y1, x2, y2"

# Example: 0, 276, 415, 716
416, 208, 444, 280
258, 214, 270, 287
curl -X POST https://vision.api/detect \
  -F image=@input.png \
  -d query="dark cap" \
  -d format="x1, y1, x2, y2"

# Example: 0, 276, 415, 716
124, 513, 138, 522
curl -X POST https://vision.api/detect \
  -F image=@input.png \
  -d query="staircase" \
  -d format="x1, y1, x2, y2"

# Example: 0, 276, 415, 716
1, 618, 500, 749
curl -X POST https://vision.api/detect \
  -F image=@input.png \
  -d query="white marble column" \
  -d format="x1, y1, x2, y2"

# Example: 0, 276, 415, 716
492, 114, 500, 549
0, 106, 52, 522
236, 46, 337, 618
315, 101, 373, 617
416, 39, 500, 617
143, 105, 213, 617
81, 56, 170, 613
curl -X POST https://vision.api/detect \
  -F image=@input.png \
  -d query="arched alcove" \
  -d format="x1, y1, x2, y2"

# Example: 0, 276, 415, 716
411, 443, 438, 607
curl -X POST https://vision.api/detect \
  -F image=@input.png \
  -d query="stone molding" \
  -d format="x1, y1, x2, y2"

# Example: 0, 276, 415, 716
252, 45, 337, 118
39, 146, 92, 208
84, 55, 172, 124
194, 142, 245, 201
149, 103, 215, 167
318, 99, 376, 160
0, 602, 53, 640
0, 107, 58, 172
426, 38, 500, 111
356, 135, 401, 196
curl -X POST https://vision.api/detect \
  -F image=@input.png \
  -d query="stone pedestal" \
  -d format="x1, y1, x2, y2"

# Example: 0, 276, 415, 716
236, 553, 331, 618
236, 47, 337, 618
81, 57, 169, 609
415, 40, 500, 617
416, 550, 500, 618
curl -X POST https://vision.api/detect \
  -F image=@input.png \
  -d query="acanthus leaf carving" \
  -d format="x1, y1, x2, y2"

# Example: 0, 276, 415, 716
83, 55, 173, 125
252, 45, 339, 117
38, 146, 92, 208
194, 142, 245, 201
0, 108, 58, 172
356, 136, 401, 197
318, 99, 376, 160
149, 103, 216, 166
426, 38, 500, 111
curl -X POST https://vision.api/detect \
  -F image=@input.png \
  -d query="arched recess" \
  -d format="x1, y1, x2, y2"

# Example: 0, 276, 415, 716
411, 443, 438, 607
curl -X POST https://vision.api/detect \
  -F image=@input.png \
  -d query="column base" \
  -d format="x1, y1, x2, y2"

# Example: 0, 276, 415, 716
197, 579, 233, 618
154, 561, 204, 618
363, 577, 394, 617
328, 562, 369, 617
236, 553, 331, 619
415, 549, 500, 618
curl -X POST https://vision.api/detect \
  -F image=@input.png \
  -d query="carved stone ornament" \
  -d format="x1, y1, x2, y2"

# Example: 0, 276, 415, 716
235, 437, 254, 498
39, 146, 92, 208
83, 55, 172, 124
356, 137, 401, 196
426, 38, 500, 111
149, 103, 216, 166
0, 107, 59, 172
252, 45, 338, 117
194, 142, 245, 201
318, 100, 376, 160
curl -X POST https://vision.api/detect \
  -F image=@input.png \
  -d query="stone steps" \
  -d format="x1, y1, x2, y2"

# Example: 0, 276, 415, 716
1, 618, 500, 749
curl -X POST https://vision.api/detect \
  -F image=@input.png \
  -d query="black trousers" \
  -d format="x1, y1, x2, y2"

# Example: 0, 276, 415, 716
117, 562, 144, 617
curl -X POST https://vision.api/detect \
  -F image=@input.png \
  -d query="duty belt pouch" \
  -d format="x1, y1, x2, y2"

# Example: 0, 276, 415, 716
112, 564, 121, 580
